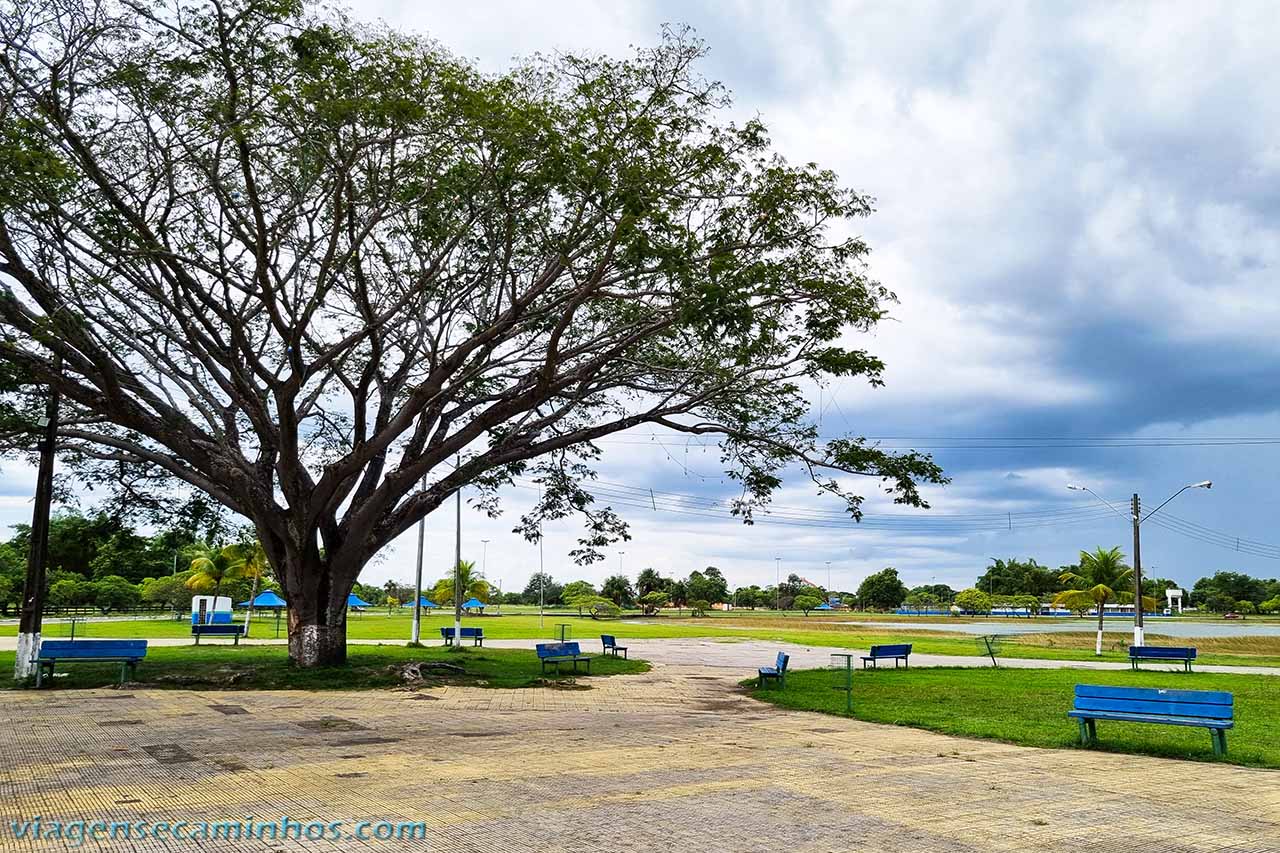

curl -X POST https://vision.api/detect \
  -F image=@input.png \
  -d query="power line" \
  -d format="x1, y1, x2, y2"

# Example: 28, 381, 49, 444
509, 475, 1125, 533
589, 436, 1280, 450
514, 470, 1280, 561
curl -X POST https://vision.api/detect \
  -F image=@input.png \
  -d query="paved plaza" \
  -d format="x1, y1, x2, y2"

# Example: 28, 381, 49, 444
1, 655, 1277, 852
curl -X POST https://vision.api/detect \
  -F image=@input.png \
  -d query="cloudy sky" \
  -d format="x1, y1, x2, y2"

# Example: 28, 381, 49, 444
5, 1, 1280, 597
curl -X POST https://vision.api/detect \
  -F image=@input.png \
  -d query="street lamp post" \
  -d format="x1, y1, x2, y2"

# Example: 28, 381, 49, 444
1068, 480, 1212, 646
774, 556, 781, 611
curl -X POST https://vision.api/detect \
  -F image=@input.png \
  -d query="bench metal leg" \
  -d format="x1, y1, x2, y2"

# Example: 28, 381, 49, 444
1078, 718, 1096, 746
1212, 729, 1227, 757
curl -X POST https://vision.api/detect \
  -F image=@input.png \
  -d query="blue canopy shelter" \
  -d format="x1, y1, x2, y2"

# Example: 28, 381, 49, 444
461, 597, 485, 612
415, 597, 439, 608
815, 602, 833, 611
241, 590, 287, 608
239, 590, 288, 637
347, 593, 373, 608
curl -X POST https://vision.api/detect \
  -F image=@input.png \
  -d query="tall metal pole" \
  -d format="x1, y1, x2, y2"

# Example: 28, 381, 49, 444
411, 503, 425, 645
15, 354, 60, 681
1132, 493, 1144, 647
538, 486, 546, 630
453, 455, 462, 646
775, 556, 781, 611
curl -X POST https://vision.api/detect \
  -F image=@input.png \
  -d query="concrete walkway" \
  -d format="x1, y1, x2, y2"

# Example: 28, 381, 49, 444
484, 636, 1280, 676
7, 633, 1279, 676
1, 662, 1277, 852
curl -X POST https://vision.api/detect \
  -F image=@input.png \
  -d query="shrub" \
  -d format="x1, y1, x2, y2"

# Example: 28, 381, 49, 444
954, 588, 992, 615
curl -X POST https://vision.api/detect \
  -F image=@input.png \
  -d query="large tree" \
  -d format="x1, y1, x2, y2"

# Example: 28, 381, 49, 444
976, 557, 1062, 597
0, 1, 943, 665
857, 567, 909, 611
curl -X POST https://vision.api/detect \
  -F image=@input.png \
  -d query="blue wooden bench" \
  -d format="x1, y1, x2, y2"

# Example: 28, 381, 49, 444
35, 639, 148, 687
601, 635, 628, 659
441, 627, 484, 646
192, 623, 246, 645
758, 651, 789, 687
1069, 684, 1234, 756
861, 643, 911, 669
1129, 645, 1196, 672
536, 642, 593, 674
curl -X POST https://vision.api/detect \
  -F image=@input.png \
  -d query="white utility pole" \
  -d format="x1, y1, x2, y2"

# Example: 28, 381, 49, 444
453, 455, 462, 646
411, 499, 426, 645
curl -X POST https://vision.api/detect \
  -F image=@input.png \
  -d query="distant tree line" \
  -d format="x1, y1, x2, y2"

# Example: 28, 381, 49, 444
0, 510, 270, 615
8, 514, 1277, 618
953, 556, 1280, 615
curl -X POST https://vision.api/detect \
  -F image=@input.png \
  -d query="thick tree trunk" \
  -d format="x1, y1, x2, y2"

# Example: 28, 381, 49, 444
288, 615, 348, 667
280, 551, 355, 668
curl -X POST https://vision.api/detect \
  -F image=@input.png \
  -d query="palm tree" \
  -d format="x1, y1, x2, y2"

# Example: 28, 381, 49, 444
185, 544, 242, 623
224, 541, 270, 636
636, 568, 665, 597
432, 560, 490, 609
1052, 547, 1152, 655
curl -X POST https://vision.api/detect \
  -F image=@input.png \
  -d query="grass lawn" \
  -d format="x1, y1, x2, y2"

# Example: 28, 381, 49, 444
0, 643, 648, 691
9, 609, 1280, 668
747, 666, 1280, 769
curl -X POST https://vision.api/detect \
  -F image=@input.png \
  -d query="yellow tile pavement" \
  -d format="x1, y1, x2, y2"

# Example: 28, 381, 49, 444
0, 665, 1276, 852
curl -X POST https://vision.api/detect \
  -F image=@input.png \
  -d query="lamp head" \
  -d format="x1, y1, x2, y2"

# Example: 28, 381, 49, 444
1066, 484, 1085, 491
1191, 480, 1212, 490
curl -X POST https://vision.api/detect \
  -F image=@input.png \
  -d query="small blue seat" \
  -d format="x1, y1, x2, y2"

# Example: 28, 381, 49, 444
861, 643, 911, 669
758, 652, 789, 688
1128, 645, 1196, 672
536, 642, 593, 674
601, 635, 628, 658
34, 639, 148, 687
440, 627, 484, 646
1068, 684, 1234, 756
191, 623, 246, 645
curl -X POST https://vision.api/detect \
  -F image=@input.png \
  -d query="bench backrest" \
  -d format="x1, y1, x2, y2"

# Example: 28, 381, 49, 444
1073, 684, 1233, 722
775, 652, 789, 673
601, 634, 617, 647
869, 643, 912, 657
536, 642, 582, 659
1129, 645, 1197, 660
192, 623, 243, 634
440, 627, 483, 638
38, 639, 148, 659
